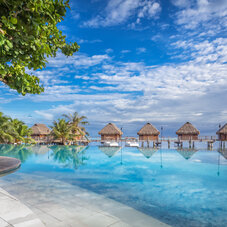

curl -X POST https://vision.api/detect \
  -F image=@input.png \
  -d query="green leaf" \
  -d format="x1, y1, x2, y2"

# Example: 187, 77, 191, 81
10, 17, 17, 25
0, 0, 79, 95
6, 40, 13, 48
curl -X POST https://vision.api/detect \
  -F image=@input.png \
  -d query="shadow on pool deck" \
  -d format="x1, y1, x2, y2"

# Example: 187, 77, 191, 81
0, 156, 21, 176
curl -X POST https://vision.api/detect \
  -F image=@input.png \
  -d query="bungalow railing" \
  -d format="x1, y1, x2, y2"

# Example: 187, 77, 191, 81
90, 137, 217, 142
198, 136, 216, 141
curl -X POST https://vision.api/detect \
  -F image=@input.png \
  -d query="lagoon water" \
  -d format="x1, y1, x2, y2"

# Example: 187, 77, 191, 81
0, 144, 227, 227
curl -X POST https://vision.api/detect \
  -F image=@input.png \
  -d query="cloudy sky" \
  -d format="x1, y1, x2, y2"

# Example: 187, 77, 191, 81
1, 0, 227, 136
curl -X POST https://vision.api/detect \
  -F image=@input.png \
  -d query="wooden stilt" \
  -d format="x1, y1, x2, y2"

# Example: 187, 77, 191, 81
168, 140, 170, 149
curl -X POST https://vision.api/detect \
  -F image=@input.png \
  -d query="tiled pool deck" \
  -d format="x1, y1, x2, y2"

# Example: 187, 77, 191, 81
0, 187, 45, 227
0, 173, 169, 227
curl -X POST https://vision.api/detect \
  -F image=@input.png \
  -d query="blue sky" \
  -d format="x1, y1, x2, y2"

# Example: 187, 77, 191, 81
0, 0, 227, 137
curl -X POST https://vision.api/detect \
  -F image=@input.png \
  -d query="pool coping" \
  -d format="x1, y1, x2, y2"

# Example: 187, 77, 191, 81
0, 156, 21, 175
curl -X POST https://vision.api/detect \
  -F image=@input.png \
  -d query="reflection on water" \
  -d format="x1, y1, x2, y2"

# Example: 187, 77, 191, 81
98, 146, 121, 158
0, 144, 34, 162
177, 148, 198, 160
32, 145, 50, 155
218, 148, 227, 159
138, 147, 158, 159
50, 145, 89, 169
0, 144, 90, 169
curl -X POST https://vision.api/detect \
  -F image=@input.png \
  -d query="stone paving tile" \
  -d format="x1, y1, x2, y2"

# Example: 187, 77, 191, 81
0, 217, 10, 227
13, 218, 45, 227
80, 213, 119, 227
107, 220, 131, 227
0, 187, 45, 227
0, 173, 170, 227
31, 211, 63, 227
0, 195, 32, 222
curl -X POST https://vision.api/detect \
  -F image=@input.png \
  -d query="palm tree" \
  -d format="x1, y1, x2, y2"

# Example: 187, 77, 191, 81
62, 112, 89, 142
0, 112, 35, 144
11, 119, 34, 144
51, 119, 72, 145
0, 112, 15, 143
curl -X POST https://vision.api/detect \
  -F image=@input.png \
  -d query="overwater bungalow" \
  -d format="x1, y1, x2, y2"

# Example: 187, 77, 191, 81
31, 123, 51, 143
98, 123, 123, 141
176, 122, 200, 140
137, 123, 160, 141
216, 123, 227, 141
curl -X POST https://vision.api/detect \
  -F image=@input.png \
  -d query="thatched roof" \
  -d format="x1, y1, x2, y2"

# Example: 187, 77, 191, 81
176, 122, 200, 135
98, 123, 123, 135
177, 148, 197, 160
31, 124, 50, 135
216, 123, 227, 135
139, 148, 157, 159
98, 146, 121, 158
137, 123, 160, 136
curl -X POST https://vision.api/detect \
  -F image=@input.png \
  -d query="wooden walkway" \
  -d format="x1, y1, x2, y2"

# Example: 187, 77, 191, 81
81, 136, 221, 149
0, 156, 21, 175
84, 136, 218, 143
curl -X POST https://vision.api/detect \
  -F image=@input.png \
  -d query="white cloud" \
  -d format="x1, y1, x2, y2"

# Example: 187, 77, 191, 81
47, 52, 110, 68
172, 38, 227, 63
29, 37, 227, 132
72, 12, 80, 20
77, 39, 102, 44
174, 0, 227, 29
171, 0, 191, 8
136, 47, 147, 53
83, 0, 161, 28
105, 48, 114, 53
34, 111, 54, 121
121, 49, 131, 54
2, 33, 226, 136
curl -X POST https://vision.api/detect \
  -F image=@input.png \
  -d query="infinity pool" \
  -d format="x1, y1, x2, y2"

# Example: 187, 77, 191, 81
0, 144, 227, 226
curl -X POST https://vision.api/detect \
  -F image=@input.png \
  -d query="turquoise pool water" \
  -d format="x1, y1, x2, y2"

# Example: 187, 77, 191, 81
0, 144, 227, 226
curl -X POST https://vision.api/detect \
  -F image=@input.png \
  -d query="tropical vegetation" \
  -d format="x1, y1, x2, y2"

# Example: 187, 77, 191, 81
0, 0, 79, 95
0, 111, 89, 145
63, 112, 89, 139
0, 112, 34, 144
51, 118, 72, 145
51, 112, 89, 145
